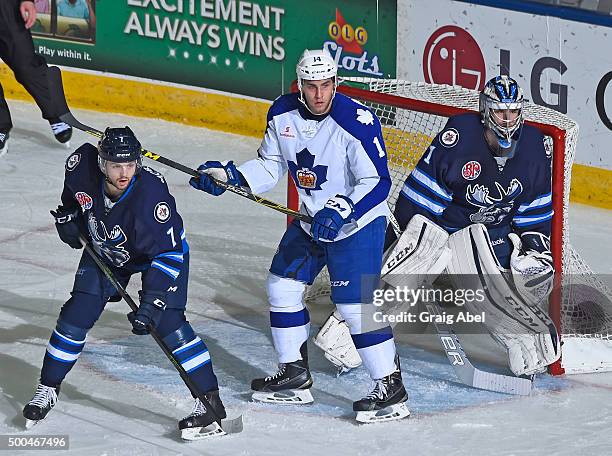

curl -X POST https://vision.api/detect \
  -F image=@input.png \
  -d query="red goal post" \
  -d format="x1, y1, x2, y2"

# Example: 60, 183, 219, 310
287, 78, 612, 375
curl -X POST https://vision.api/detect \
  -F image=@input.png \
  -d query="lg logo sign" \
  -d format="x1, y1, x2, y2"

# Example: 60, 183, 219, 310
423, 25, 612, 131
423, 26, 486, 90
596, 72, 612, 130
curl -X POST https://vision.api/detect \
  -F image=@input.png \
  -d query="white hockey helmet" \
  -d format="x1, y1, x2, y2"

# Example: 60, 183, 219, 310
296, 49, 338, 110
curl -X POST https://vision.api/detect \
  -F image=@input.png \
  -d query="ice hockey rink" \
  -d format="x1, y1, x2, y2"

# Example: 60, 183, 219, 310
1, 100, 611, 456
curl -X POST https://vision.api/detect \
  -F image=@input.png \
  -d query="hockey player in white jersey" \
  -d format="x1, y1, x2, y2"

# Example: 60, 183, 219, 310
190, 49, 409, 423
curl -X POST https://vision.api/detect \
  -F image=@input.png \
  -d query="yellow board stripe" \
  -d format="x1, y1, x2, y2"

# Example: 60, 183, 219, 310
570, 164, 612, 209
0, 64, 268, 139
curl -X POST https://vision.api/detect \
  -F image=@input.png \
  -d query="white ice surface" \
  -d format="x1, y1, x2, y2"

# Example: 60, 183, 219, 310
1, 100, 612, 456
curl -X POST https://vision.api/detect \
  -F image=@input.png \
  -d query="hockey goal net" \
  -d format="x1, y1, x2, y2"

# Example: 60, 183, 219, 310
288, 78, 612, 375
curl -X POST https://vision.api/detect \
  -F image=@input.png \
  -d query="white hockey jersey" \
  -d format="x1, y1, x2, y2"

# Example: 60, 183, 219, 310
238, 92, 391, 241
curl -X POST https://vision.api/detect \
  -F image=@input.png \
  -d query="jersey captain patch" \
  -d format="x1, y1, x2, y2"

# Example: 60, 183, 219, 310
154, 202, 171, 223
440, 128, 459, 147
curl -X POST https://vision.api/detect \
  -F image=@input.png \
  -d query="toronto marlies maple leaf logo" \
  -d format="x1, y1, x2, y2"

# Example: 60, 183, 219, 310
87, 213, 130, 267
356, 108, 374, 125
466, 178, 523, 225
287, 148, 328, 196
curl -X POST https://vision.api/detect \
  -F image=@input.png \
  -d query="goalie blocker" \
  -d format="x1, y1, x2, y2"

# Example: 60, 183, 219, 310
315, 215, 560, 377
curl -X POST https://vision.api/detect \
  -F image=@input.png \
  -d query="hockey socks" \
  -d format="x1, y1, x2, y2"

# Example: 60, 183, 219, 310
40, 321, 87, 388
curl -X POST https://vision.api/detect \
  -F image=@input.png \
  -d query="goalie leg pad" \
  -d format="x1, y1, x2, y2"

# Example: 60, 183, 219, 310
381, 214, 451, 287
447, 224, 560, 376
313, 309, 362, 373
380, 214, 451, 326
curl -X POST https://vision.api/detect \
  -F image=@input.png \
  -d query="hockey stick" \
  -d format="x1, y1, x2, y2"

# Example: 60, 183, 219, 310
48, 67, 310, 223
425, 302, 533, 396
79, 236, 243, 434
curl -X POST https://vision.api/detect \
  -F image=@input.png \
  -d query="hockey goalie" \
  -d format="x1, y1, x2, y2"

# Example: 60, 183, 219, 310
315, 75, 561, 378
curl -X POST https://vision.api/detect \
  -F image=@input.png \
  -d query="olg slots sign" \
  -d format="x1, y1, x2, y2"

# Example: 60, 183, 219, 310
323, 8, 383, 76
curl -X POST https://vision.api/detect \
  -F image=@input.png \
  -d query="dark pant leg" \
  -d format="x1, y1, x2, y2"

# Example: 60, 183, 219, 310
39, 252, 129, 387
0, 1, 64, 123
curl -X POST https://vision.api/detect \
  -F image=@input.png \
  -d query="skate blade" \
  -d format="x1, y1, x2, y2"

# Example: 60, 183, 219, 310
63, 141, 71, 149
0, 145, 8, 158
25, 419, 39, 430
252, 389, 314, 404
221, 415, 244, 434
355, 402, 410, 424
181, 422, 226, 441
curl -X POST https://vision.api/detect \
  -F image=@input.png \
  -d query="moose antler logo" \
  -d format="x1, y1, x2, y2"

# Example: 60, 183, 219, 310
88, 213, 130, 267
466, 178, 523, 225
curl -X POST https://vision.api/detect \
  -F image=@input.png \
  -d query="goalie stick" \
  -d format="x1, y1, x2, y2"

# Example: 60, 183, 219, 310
48, 66, 310, 224
426, 302, 533, 396
79, 236, 243, 435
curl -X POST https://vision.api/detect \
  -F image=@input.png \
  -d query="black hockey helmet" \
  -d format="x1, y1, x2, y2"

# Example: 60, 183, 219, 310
97, 127, 142, 174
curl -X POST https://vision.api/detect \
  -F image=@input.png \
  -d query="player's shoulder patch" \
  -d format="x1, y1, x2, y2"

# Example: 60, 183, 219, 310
439, 128, 459, 148
356, 108, 374, 126
65, 152, 81, 171
154, 201, 171, 223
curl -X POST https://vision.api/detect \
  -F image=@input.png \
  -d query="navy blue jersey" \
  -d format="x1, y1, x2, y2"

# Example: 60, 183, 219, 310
60, 143, 188, 294
393, 113, 552, 239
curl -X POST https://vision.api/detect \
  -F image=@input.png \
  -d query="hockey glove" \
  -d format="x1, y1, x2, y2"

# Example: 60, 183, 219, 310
50, 206, 82, 249
508, 232, 554, 306
127, 291, 167, 335
189, 160, 242, 196
311, 195, 355, 242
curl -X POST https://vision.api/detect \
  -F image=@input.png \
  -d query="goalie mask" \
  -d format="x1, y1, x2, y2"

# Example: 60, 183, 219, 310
296, 49, 338, 114
479, 75, 524, 150
97, 126, 142, 176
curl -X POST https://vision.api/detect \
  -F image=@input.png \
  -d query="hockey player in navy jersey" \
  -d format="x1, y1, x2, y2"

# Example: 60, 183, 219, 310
189, 49, 409, 423
23, 127, 227, 439
319, 75, 560, 378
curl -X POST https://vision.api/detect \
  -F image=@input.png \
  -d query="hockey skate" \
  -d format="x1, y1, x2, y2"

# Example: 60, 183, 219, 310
353, 356, 410, 423
49, 119, 72, 146
23, 384, 59, 429
179, 390, 232, 441
251, 342, 314, 404
0, 131, 8, 157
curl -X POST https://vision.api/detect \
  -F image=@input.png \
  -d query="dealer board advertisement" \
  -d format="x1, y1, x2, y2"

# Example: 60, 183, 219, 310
31, 0, 396, 101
